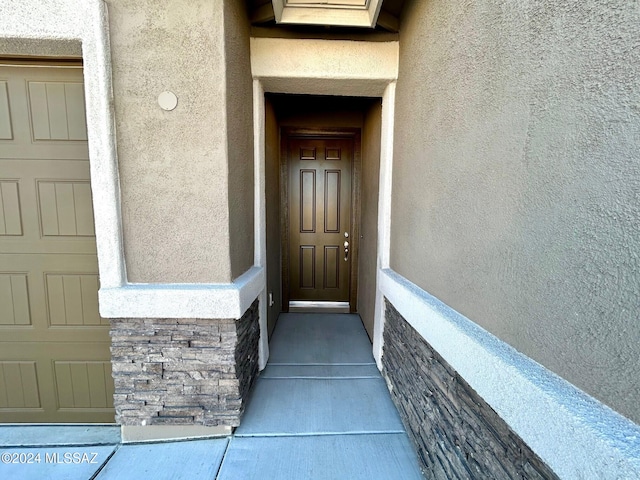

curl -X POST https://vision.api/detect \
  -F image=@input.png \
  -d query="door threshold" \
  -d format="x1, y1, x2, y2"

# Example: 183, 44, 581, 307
289, 301, 350, 313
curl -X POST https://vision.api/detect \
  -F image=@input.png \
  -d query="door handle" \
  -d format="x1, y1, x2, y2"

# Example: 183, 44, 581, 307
344, 240, 349, 262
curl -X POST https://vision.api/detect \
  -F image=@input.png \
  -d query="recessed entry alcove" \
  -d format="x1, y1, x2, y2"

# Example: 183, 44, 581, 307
262, 94, 382, 341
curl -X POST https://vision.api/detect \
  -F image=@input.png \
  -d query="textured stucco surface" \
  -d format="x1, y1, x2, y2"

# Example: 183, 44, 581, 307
0, 38, 82, 58
250, 37, 398, 97
107, 0, 231, 283
358, 102, 382, 340
264, 97, 281, 337
224, 0, 254, 280
391, 0, 640, 423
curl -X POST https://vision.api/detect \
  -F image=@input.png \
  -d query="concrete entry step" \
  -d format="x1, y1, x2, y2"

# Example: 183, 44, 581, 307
236, 377, 405, 436
261, 363, 380, 379
268, 313, 375, 365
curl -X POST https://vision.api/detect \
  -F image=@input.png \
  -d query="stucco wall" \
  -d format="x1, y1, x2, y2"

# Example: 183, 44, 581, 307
265, 96, 281, 337
358, 101, 382, 339
224, 0, 254, 280
107, 0, 231, 283
391, 0, 640, 423
0, 38, 81, 57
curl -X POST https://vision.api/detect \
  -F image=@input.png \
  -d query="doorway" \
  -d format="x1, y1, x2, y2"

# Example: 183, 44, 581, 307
262, 94, 382, 333
281, 128, 361, 313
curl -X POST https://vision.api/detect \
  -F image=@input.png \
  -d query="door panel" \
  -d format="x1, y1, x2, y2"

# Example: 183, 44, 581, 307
0, 65, 114, 423
288, 136, 353, 302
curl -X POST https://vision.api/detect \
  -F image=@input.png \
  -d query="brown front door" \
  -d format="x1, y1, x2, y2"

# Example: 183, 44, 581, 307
286, 133, 355, 304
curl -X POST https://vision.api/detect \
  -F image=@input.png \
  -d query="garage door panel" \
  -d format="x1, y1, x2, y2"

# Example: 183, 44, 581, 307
0, 81, 12, 140
0, 269, 44, 330
42, 82, 69, 140
0, 344, 114, 423
0, 342, 112, 361
80, 274, 101, 325
1, 329, 110, 344
86, 362, 111, 408
0, 64, 112, 423
46, 273, 104, 327
1, 252, 99, 270
36, 180, 59, 235
71, 182, 96, 236
0, 145, 90, 160
0, 75, 31, 144
0, 241, 97, 255
46, 181, 75, 235
0, 361, 41, 409
61, 83, 88, 141
1, 162, 96, 254
26, 82, 50, 140
1, 69, 89, 160
0, 159, 90, 177
55, 361, 112, 409
37, 180, 95, 237
1, 255, 107, 342
0, 273, 31, 325
27, 81, 88, 142
0, 180, 22, 235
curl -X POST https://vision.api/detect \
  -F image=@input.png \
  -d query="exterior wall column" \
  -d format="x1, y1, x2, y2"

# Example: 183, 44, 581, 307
110, 300, 260, 429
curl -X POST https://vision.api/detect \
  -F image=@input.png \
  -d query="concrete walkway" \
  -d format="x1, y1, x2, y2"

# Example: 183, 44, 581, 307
0, 313, 423, 479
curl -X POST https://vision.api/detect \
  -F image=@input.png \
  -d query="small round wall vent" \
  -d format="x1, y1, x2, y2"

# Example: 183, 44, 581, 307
158, 91, 178, 111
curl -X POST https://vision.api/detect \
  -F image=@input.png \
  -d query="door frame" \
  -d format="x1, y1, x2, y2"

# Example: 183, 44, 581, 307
280, 127, 362, 313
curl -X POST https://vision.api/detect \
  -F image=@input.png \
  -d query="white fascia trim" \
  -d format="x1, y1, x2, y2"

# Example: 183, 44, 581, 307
254, 79, 269, 369
372, 81, 396, 366
379, 267, 640, 479
368, 0, 384, 26
272, 0, 382, 28
99, 266, 265, 320
280, 8, 371, 28
272, 0, 285, 22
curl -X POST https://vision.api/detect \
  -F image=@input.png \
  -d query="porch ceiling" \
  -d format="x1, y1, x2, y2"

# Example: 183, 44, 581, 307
249, 0, 405, 32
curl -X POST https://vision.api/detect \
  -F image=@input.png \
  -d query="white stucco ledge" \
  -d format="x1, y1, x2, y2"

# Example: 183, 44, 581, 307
379, 268, 640, 479
250, 37, 398, 97
99, 267, 265, 319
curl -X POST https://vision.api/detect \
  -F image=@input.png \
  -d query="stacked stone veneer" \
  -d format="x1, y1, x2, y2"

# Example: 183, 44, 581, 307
382, 299, 559, 480
110, 299, 260, 427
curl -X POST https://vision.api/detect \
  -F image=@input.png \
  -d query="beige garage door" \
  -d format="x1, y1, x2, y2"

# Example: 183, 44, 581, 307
0, 63, 114, 423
